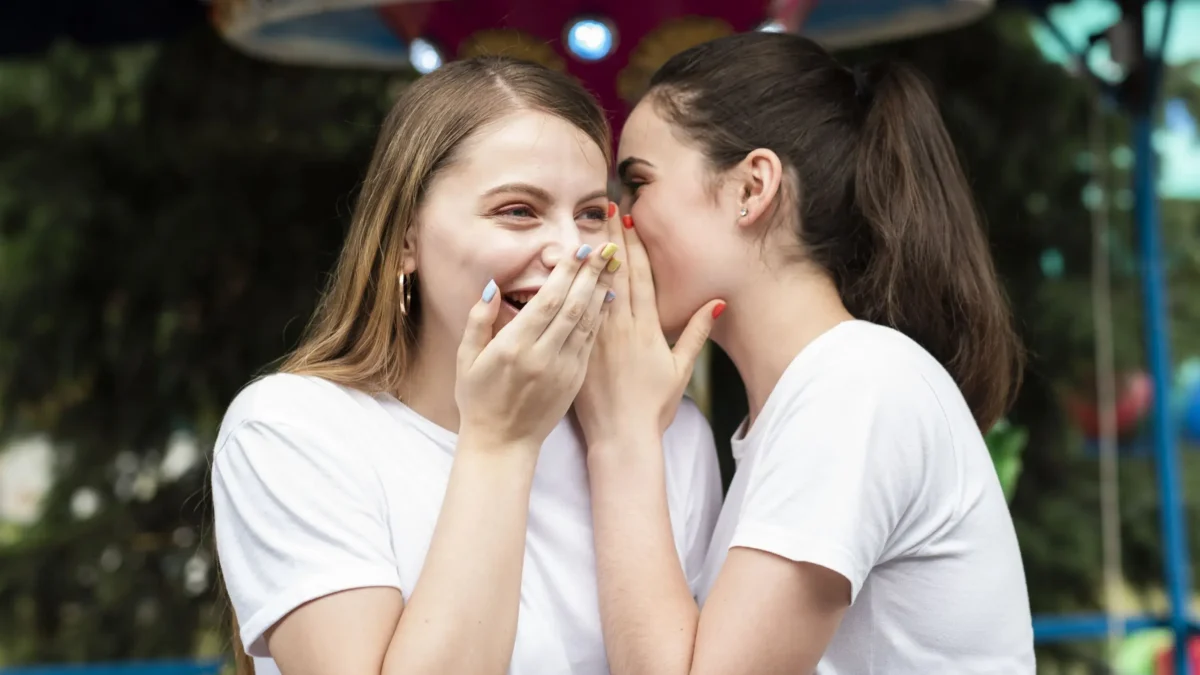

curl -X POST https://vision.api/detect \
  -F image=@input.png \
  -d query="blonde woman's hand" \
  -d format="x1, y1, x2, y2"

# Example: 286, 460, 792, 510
455, 241, 620, 451
573, 206, 724, 446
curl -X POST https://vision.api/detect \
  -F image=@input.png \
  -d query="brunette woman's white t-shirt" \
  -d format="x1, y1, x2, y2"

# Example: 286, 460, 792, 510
696, 321, 1035, 674
212, 373, 723, 675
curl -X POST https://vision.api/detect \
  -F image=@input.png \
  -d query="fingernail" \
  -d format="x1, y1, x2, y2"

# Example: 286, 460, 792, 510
622, 215, 633, 229
600, 243, 619, 260
711, 302, 727, 320
605, 290, 616, 303
575, 244, 593, 260
607, 202, 617, 219
606, 258, 621, 273
482, 279, 498, 303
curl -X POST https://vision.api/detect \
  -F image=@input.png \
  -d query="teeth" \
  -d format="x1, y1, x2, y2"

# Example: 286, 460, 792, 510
506, 291, 537, 304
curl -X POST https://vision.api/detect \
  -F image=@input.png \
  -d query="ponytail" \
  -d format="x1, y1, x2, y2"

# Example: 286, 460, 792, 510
849, 62, 1024, 429
648, 32, 1024, 430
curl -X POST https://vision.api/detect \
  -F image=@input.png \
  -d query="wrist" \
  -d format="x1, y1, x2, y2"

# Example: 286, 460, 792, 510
586, 424, 662, 470
457, 427, 541, 464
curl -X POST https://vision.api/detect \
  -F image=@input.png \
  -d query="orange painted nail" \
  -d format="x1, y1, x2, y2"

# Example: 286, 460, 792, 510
622, 214, 633, 229
712, 302, 727, 320
608, 202, 617, 219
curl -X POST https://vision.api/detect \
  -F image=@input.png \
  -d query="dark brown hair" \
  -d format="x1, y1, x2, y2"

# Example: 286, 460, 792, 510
228, 56, 610, 675
648, 32, 1023, 430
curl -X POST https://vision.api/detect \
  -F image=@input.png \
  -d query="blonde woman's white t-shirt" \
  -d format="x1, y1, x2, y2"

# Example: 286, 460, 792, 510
696, 321, 1036, 674
212, 373, 723, 675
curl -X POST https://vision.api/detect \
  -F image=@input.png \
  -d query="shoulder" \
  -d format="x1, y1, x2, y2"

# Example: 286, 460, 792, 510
662, 396, 722, 486
219, 373, 374, 436
215, 373, 381, 460
780, 322, 952, 424
663, 396, 716, 452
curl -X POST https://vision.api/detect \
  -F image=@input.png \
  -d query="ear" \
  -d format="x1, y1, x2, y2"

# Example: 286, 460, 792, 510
736, 148, 784, 228
401, 226, 419, 275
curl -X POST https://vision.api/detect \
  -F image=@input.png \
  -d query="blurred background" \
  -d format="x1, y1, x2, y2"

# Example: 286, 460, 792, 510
1, 0, 1199, 673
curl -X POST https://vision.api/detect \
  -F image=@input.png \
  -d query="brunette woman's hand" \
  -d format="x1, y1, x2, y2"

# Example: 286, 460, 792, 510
573, 206, 724, 445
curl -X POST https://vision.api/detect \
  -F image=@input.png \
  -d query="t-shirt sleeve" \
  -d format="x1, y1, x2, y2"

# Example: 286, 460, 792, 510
680, 404, 724, 596
212, 418, 402, 657
729, 368, 932, 603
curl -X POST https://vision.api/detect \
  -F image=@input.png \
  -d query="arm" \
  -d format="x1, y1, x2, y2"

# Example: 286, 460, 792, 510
215, 420, 538, 675
589, 431, 851, 675
589, 366, 926, 674
588, 432, 848, 675
379, 435, 538, 674
588, 426, 698, 675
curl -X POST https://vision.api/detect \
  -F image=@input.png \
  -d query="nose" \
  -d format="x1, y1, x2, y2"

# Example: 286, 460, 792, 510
539, 218, 584, 269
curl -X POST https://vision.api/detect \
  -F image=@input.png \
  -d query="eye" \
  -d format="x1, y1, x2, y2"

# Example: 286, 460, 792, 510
497, 204, 537, 220
621, 179, 645, 198
577, 206, 608, 228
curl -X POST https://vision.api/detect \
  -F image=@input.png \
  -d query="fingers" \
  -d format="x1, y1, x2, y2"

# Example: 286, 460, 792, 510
620, 213, 657, 319
670, 299, 726, 378
457, 279, 502, 374
536, 240, 620, 351
563, 261, 619, 358
507, 242, 592, 341
607, 203, 632, 310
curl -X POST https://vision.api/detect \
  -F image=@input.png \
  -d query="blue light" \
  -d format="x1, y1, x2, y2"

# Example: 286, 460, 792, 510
409, 38, 442, 74
566, 18, 615, 62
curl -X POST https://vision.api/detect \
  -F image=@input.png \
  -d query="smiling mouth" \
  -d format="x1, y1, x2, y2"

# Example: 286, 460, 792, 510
502, 290, 538, 312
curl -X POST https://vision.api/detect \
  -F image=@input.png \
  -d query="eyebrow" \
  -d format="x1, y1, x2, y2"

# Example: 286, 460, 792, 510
617, 157, 654, 180
482, 182, 609, 205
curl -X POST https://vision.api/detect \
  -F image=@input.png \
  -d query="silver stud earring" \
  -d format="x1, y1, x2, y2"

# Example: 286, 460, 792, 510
739, 207, 748, 218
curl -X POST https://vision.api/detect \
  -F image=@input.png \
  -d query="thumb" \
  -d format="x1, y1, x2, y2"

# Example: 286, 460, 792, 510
672, 300, 725, 374
457, 279, 502, 373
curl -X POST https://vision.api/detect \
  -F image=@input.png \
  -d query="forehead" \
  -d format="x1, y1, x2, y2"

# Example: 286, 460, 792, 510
452, 109, 608, 188
618, 100, 688, 165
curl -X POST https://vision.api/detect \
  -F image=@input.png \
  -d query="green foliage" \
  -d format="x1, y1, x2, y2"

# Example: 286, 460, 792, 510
987, 419, 1029, 502
0, 30, 407, 663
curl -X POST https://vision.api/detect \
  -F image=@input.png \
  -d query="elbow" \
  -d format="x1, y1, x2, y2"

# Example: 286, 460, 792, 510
609, 644, 694, 675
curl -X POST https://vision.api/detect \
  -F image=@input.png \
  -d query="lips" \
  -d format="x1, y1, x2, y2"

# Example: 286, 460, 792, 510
501, 287, 542, 313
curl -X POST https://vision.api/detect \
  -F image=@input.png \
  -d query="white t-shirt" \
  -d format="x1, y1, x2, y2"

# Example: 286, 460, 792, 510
212, 373, 723, 675
696, 321, 1035, 674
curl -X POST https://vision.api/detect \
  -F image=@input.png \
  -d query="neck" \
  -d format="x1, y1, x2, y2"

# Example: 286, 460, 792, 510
710, 268, 853, 424
400, 323, 463, 434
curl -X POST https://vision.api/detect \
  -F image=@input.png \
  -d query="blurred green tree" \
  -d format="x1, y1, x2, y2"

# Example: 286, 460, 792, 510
0, 29, 406, 664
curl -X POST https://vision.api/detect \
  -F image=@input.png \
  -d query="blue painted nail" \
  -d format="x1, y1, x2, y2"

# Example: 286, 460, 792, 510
575, 244, 593, 260
605, 290, 616, 303
482, 279, 498, 303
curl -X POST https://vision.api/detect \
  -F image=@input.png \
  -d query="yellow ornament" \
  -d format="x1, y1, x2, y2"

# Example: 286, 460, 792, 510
617, 17, 734, 105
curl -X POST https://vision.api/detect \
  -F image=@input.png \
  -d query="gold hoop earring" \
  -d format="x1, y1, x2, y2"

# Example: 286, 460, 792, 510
398, 272, 414, 316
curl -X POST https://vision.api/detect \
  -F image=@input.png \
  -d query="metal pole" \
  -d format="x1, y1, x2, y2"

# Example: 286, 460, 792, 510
1133, 105, 1192, 673
1126, 1, 1190, 669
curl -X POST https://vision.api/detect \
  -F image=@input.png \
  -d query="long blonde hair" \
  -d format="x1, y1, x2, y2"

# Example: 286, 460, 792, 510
226, 56, 611, 674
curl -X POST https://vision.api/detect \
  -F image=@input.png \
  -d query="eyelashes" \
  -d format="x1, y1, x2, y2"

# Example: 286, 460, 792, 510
494, 205, 608, 226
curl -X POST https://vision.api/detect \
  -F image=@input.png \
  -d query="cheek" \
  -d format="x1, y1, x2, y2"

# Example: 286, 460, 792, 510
631, 198, 721, 333
416, 227, 527, 327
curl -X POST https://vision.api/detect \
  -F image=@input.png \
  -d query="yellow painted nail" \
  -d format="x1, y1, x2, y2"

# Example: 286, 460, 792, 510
600, 243, 619, 260
606, 258, 622, 273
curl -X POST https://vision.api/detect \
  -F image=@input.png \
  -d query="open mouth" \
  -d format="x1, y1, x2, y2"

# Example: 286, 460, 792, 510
502, 290, 538, 313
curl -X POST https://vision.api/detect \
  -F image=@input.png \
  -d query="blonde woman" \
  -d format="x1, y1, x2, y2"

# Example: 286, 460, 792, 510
211, 57, 723, 675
